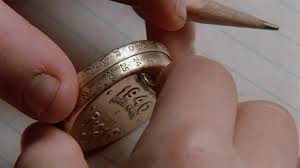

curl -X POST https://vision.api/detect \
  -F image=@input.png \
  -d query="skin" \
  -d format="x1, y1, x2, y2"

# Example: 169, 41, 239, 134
0, 0, 298, 167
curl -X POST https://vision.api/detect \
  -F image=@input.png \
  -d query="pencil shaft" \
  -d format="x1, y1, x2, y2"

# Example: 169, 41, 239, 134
110, 0, 279, 30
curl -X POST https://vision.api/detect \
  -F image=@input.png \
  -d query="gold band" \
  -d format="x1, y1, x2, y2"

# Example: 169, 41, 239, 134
78, 41, 169, 88
61, 41, 171, 152
63, 51, 170, 132
76, 52, 170, 110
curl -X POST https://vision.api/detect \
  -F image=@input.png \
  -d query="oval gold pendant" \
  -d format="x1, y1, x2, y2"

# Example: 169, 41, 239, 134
60, 41, 171, 152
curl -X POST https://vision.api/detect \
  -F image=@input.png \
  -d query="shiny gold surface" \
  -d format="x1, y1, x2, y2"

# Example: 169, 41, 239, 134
76, 52, 170, 110
78, 41, 169, 88
61, 41, 171, 152
73, 74, 156, 151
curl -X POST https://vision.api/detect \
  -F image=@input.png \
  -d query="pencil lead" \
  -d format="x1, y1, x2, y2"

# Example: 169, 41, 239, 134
262, 21, 280, 30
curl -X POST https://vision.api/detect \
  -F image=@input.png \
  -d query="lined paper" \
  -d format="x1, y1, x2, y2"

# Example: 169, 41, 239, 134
0, 0, 299, 167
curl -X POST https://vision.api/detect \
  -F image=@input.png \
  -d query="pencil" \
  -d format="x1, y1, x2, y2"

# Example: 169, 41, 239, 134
110, 0, 279, 30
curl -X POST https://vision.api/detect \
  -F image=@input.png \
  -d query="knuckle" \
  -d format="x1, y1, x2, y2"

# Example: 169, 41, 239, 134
174, 56, 235, 85
240, 100, 294, 121
197, 57, 233, 80
240, 100, 296, 125
163, 131, 226, 161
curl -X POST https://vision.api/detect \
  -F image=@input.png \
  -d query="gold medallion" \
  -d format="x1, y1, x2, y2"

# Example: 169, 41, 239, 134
60, 41, 171, 152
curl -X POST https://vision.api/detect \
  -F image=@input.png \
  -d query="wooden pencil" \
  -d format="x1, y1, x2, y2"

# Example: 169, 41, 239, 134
110, 0, 279, 30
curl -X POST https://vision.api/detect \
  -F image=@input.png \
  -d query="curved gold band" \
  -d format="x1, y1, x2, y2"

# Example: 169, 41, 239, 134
78, 41, 169, 88
63, 51, 170, 132
76, 52, 170, 110
61, 41, 171, 152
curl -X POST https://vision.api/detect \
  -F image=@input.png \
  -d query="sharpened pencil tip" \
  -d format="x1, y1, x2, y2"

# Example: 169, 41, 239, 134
110, 0, 137, 6
263, 21, 280, 30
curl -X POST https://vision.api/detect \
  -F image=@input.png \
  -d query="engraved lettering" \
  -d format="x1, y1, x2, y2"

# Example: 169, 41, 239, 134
106, 128, 121, 140
105, 70, 115, 80
110, 85, 154, 119
79, 109, 120, 144
113, 50, 122, 57
92, 111, 101, 120
116, 86, 131, 97
128, 45, 135, 52
85, 67, 93, 74
133, 57, 142, 66
81, 89, 89, 99
124, 88, 140, 98
134, 95, 147, 105
120, 63, 129, 72
138, 102, 152, 112
98, 57, 108, 66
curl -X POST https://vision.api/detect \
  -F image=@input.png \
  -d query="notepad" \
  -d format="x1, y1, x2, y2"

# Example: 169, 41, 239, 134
0, 0, 299, 167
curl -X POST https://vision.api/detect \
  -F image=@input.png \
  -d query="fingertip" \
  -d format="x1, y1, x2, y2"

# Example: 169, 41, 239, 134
138, 0, 187, 31
17, 122, 87, 168
237, 100, 298, 146
20, 122, 76, 150
146, 22, 196, 59
235, 101, 299, 167
238, 101, 297, 126
21, 122, 44, 151
21, 122, 78, 151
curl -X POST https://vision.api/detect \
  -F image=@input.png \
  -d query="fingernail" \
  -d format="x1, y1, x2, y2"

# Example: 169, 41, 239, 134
24, 74, 60, 119
176, 0, 187, 24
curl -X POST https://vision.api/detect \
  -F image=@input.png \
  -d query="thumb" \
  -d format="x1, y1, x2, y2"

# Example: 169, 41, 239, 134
0, 2, 78, 123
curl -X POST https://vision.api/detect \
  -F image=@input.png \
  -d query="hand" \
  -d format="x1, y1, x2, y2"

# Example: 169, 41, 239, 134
15, 23, 300, 167
2, 0, 297, 167
0, 0, 187, 123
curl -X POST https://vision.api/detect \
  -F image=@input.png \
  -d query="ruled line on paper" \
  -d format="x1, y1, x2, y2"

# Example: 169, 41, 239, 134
219, 29, 300, 79
26, 0, 101, 56
195, 26, 300, 113
221, 0, 300, 77
277, 32, 300, 48
198, 49, 298, 113
75, 0, 133, 41
279, 0, 300, 14
222, 0, 300, 49
0, 122, 21, 164
0, 152, 12, 168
